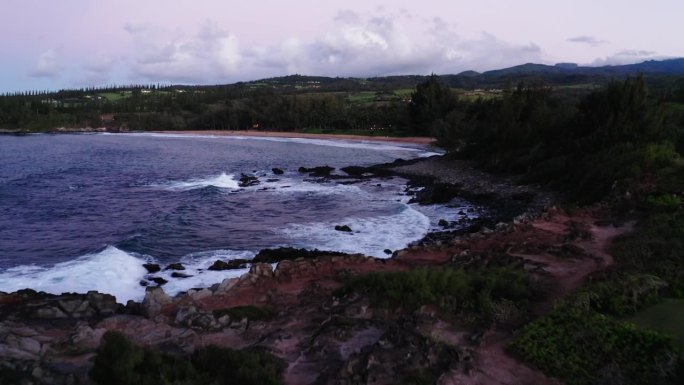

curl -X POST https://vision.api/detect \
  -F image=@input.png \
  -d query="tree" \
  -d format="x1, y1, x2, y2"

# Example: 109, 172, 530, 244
408, 75, 457, 135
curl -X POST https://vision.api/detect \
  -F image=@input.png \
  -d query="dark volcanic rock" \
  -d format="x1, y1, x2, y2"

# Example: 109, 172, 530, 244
335, 225, 352, 232
271, 167, 285, 175
340, 165, 367, 176
253, 247, 349, 263
384, 249, 393, 255
142, 263, 161, 273
171, 272, 193, 279
438, 219, 450, 228
238, 173, 259, 187
164, 263, 185, 271
208, 259, 250, 271
298, 165, 335, 177
149, 277, 168, 286
408, 183, 462, 205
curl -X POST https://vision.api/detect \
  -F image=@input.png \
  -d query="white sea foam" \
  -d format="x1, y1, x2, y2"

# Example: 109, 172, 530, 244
0, 246, 148, 303
263, 178, 363, 195
162, 172, 240, 191
0, 247, 260, 303
152, 249, 255, 297
280, 205, 431, 258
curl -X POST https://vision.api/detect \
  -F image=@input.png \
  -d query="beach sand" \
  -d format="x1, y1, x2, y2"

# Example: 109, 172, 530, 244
152, 130, 436, 145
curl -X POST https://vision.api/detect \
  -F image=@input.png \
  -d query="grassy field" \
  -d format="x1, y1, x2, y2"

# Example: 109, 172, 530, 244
348, 91, 378, 103
628, 298, 684, 348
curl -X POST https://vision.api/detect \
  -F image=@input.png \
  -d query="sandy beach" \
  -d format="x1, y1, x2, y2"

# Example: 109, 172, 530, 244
152, 130, 436, 146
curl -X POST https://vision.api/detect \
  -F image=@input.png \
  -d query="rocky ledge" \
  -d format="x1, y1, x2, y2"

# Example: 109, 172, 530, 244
0, 199, 633, 385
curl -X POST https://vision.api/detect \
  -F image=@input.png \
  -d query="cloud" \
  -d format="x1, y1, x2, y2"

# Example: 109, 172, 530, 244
591, 49, 663, 66
29, 49, 60, 78
120, 10, 546, 84
128, 20, 242, 83
243, 10, 543, 78
568, 35, 608, 46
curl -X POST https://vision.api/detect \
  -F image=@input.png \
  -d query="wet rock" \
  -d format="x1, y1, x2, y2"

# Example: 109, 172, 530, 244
139, 280, 149, 287
171, 272, 193, 279
298, 165, 334, 177
271, 167, 284, 175
164, 263, 185, 271
438, 219, 450, 228
141, 286, 172, 318
142, 263, 161, 273
238, 173, 259, 187
340, 166, 367, 176
335, 225, 352, 232
149, 277, 168, 286
409, 183, 462, 205
208, 259, 249, 271
253, 247, 348, 263
383, 249, 393, 255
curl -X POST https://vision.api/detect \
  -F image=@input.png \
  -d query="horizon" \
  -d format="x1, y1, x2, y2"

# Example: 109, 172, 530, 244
2, 0, 684, 93
3, 57, 682, 95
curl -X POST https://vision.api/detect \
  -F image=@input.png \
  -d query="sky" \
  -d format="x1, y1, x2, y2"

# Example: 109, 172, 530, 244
1, 0, 682, 92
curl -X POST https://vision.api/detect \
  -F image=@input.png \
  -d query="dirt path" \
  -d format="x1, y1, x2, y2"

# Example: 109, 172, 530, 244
437, 206, 635, 385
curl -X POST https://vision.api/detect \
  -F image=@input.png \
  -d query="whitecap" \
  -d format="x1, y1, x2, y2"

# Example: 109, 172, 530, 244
280, 205, 431, 258
0, 246, 148, 303
161, 172, 240, 191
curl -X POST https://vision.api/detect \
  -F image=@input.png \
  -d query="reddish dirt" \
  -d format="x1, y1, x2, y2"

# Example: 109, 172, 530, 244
0, 205, 636, 385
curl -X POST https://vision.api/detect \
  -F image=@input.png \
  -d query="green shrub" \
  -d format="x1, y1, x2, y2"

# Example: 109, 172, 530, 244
510, 307, 683, 385
90, 331, 285, 385
337, 267, 533, 326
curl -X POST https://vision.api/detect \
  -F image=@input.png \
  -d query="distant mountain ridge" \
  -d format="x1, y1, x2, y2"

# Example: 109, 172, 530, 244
481, 58, 684, 78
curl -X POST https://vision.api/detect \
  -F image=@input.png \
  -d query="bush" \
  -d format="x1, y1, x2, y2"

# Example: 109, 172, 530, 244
90, 331, 285, 385
337, 267, 534, 326
510, 307, 683, 385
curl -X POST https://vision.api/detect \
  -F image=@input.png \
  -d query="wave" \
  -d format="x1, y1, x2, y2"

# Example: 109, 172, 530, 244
161, 172, 240, 191
0, 246, 257, 303
280, 205, 431, 258
0, 246, 148, 303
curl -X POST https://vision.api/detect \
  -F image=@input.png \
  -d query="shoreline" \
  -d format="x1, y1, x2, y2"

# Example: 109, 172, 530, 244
151, 129, 437, 146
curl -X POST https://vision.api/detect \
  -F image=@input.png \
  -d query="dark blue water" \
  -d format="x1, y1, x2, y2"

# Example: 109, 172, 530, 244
0, 133, 462, 301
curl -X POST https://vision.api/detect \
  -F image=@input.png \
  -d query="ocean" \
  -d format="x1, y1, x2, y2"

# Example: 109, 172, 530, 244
0, 133, 476, 302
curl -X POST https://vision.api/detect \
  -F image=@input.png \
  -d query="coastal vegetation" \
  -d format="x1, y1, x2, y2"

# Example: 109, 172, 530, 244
336, 266, 536, 327
90, 331, 285, 385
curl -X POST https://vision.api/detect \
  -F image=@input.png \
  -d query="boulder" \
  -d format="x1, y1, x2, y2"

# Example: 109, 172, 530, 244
171, 272, 193, 279
141, 287, 172, 318
149, 277, 168, 286
298, 165, 335, 177
216, 277, 239, 294
249, 263, 274, 281
164, 263, 185, 271
208, 259, 249, 271
253, 247, 348, 263
335, 225, 352, 232
340, 166, 367, 176
142, 263, 161, 273
175, 306, 221, 330
238, 173, 259, 187
271, 167, 285, 175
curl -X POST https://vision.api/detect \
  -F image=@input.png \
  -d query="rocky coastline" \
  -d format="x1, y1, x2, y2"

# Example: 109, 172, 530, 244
0, 155, 627, 385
